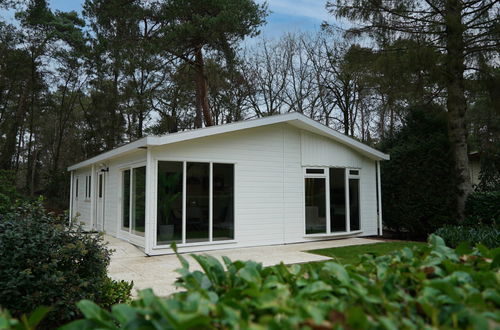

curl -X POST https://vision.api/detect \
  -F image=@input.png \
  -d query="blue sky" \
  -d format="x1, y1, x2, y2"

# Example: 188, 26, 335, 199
1, 0, 331, 39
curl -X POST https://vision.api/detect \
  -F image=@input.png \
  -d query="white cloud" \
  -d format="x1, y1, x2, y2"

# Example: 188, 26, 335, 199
259, 0, 331, 22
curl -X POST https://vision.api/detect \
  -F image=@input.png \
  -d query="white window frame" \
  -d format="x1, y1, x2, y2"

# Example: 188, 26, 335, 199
118, 162, 147, 241
154, 159, 236, 248
303, 167, 362, 237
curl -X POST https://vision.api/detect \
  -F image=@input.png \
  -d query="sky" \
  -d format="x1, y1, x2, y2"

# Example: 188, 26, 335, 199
1, 0, 332, 39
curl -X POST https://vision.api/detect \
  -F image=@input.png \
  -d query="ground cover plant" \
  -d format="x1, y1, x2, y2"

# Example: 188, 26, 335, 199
48, 235, 500, 329
0, 199, 132, 328
308, 241, 426, 264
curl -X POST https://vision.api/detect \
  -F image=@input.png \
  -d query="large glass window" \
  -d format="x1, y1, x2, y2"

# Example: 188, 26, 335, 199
330, 168, 346, 232
156, 161, 235, 246
305, 177, 327, 234
157, 161, 183, 245
132, 167, 146, 236
213, 163, 234, 241
304, 167, 360, 235
122, 170, 130, 230
349, 178, 360, 231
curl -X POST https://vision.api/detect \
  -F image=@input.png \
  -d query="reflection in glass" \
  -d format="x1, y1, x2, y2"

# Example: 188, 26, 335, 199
305, 178, 326, 234
122, 170, 130, 230
157, 161, 183, 244
213, 164, 234, 240
186, 162, 210, 243
330, 168, 347, 232
349, 178, 360, 231
132, 167, 146, 236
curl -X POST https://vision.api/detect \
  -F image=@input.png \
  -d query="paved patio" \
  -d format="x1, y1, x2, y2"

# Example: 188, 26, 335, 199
106, 236, 382, 297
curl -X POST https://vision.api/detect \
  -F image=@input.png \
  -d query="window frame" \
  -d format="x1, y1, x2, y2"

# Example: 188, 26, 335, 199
119, 162, 147, 239
154, 159, 236, 248
303, 167, 362, 237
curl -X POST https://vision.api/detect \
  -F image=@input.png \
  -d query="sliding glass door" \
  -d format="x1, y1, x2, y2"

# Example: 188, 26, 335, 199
156, 161, 234, 246
304, 167, 361, 235
121, 166, 146, 237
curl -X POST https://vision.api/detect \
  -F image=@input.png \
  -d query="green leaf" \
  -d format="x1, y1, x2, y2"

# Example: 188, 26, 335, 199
322, 262, 350, 285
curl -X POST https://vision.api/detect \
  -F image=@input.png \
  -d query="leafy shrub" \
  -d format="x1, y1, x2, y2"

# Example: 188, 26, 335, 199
465, 191, 500, 225
380, 107, 458, 238
61, 236, 500, 329
435, 225, 500, 248
0, 200, 131, 328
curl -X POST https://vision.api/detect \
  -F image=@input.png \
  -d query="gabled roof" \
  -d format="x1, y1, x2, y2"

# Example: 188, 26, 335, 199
68, 112, 389, 171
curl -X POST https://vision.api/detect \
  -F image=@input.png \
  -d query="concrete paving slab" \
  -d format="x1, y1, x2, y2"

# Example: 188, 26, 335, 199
106, 236, 382, 297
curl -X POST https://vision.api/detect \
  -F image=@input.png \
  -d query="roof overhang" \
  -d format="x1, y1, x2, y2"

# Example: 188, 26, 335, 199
68, 112, 389, 171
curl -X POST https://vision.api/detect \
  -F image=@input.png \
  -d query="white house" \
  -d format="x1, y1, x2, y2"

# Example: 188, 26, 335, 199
68, 112, 389, 255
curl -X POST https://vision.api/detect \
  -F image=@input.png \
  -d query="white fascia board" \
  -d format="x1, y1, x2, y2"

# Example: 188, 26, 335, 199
67, 137, 148, 171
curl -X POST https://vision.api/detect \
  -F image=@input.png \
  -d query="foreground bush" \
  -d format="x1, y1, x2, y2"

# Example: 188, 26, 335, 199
435, 225, 500, 248
59, 235, 500, 329
465, 191, 500, 225
0, 200, 132, 328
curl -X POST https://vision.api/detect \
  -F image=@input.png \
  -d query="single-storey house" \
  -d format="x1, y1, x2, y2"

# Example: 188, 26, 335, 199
68, 112, 389, 255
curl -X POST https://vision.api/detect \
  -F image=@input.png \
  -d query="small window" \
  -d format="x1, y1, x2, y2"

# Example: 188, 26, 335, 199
98, 175, 103, 198
306, 169, 324, 174
349, 170, 359, 176
85, 175, 92, 199
75, 178, 79, 198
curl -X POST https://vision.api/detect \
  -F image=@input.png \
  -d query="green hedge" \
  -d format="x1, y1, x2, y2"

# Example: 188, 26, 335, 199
465, 191, 500, 225
380, 108, 458, 237
48, 235, 500, 329
434, 225, 500, 248
0, 200, 132, 328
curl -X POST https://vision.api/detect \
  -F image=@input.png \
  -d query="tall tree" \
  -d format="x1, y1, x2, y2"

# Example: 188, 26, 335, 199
155, 0, 267, 128
328, 0, 500, 219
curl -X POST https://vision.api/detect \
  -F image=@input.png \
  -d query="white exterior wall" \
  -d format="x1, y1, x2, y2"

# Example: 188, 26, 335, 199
146, 123, 379, 254
300, 131, 378, 236
71, 122, 380, 254
72, 167, 92, 230
70, 150, 146, 240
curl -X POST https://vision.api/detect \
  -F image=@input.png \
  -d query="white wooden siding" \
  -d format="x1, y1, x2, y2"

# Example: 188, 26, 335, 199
72, 122, 380, 254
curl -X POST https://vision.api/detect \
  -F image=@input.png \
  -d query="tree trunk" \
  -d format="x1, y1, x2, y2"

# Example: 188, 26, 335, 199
444, 0, 472, 221
194, 46, 214, 128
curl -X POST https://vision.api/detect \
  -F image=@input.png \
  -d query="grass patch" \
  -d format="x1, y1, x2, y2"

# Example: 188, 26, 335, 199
308, 241, 426, 264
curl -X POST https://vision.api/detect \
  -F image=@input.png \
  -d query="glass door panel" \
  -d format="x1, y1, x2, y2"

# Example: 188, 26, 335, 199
329, 168, 347, 232
349, 178, 360, 231
157, 161, 183, 244
131, 166, 146, 236
122, 170, 130, 230
305, 177, 327, 234
186, 162, 210, 243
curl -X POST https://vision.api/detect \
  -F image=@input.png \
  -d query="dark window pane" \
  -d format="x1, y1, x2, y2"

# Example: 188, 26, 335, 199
132, 167, 146, 236
305, 178, 326, 234
349, 170, 359, 175
306, 168, 324, 174
349, 178, 360, 231
98, 175, 103, 198
75, 179, 79, 198
88, 176, 91, 198
157, 161, 183, 245
122, 170, 130, 229
330, 168, 347, 232
186, 162, 209, 243
213, 164, 234, 241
